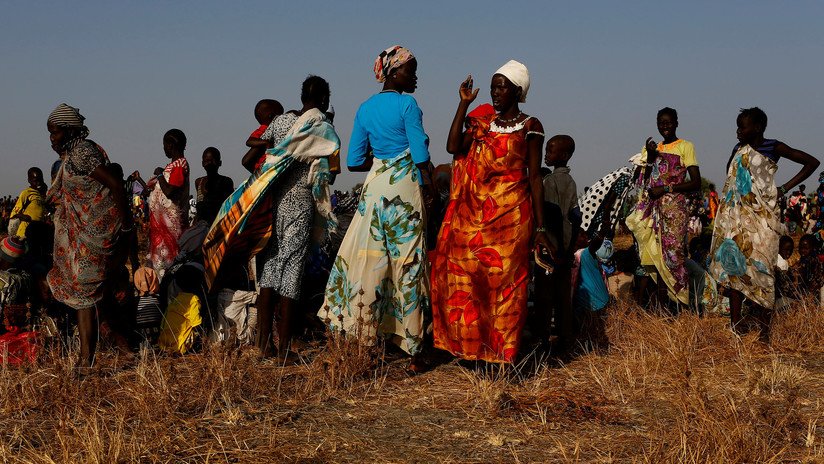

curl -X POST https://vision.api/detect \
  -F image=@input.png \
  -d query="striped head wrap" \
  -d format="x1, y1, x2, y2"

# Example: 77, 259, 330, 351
373, 45, 414, 83
47, 103, 86, 128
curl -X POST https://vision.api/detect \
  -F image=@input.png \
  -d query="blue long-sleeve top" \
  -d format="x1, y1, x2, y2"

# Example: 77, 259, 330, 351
347, 91, 430, 168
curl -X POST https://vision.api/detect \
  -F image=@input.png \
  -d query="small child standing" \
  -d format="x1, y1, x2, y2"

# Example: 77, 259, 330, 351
242, 99, 284, 172
571, 233, 613, 350
533, 135, 577, 350
133, 266, 163, 347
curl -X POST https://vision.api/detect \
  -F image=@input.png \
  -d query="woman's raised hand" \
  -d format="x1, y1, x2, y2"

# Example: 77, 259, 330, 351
459, 75, 479, 103
645, 137, 658, 155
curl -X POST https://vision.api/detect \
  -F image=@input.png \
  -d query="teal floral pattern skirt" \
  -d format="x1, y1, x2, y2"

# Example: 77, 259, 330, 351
319, 151, 429, 354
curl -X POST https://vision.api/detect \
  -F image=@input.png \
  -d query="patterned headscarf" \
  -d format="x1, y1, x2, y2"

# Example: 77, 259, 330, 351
374, 45, 414, 83
494, 60, 530, 103
48, 103, 85, 128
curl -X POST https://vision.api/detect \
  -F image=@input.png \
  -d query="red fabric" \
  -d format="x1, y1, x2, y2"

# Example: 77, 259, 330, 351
168, 166, 185, 187
0, 330, 39, 366
250, 124, 267, 139
254, 156, 267, 172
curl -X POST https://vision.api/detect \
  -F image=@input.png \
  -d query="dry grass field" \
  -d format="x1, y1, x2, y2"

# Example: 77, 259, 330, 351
2, 296, 824, 463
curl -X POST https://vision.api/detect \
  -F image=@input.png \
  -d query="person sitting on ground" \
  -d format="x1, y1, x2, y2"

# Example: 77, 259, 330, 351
242, 99, 284, 172
0, 236, 35, 332
8, 167, 46, 241
789, 234, 824, 303
158, 264, 203, 355
533, 134, 578, 350
194, 147, 234, 224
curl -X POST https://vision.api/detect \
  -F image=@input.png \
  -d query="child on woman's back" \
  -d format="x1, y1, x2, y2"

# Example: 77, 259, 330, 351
242, 99, 284, 172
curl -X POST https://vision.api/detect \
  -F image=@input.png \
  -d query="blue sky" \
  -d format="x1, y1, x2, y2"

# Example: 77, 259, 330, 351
1, 1, 823, 196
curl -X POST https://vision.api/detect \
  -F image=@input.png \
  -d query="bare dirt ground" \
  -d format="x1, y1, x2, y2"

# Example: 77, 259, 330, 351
2, 297, 824, 463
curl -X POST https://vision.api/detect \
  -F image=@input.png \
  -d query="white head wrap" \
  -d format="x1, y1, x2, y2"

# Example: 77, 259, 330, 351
494, 60, 530, 103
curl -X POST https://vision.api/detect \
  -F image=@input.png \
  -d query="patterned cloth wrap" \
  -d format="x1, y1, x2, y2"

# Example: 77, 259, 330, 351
625, 141, 696, 305
319, 150, 428, 355
708, 144, 781, 309
203, 109, 340, 288
431, 104, 538, 363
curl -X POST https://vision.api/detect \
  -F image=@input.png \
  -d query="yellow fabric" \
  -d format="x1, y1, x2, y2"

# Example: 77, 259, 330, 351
10, 187, 45, 239
158, 292, 202, 354
640, 139, 698, 168
628, 138, 697, 306
625, 205, 689, 304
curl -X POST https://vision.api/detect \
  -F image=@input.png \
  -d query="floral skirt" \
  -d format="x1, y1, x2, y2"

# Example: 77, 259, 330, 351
626, 193, 689, 305
318, 152, 428, 355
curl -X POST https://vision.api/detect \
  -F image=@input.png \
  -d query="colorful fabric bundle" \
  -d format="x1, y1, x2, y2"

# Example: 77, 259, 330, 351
203, 109, 340, 288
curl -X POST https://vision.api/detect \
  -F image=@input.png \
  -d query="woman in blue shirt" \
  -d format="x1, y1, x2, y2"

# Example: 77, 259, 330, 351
320, 46, 432, 367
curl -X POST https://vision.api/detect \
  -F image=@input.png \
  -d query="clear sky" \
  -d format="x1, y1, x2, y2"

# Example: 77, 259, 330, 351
1, 1, 823, 196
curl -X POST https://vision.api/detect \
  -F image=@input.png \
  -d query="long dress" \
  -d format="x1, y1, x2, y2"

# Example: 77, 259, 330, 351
47, 139, 122, 309
319, 91, 430, 355
708, 140, 782, 309
149, 157, 189, 275
431, 107, 541, 363
625, 139, 698, 305
257, 112, 313, 300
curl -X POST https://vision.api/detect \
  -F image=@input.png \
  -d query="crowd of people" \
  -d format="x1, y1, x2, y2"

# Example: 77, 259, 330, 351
0, 45, 821, 375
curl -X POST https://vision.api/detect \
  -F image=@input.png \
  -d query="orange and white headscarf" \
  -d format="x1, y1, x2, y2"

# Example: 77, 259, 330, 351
373, 45, 414, 83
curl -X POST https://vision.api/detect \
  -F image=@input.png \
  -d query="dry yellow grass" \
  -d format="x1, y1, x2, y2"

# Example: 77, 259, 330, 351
2, 299, 824, 463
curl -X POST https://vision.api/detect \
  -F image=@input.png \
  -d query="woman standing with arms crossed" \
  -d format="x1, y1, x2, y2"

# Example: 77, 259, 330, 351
431, 60, 550, 364
320, 46, 433, 367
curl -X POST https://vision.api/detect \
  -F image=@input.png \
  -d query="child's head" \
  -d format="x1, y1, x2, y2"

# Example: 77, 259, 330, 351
779, 235, 795, 260
27, 167, 44, 190
799, 184, 807, 194
163, 129, 187, 158
736, 107, 767, 146
254, 99, 284, 126
202, 147, 222, 175
799, 234, 816, 258
544, 134, 575, 167
153, 166, 164, 177
656, 107, 678, 140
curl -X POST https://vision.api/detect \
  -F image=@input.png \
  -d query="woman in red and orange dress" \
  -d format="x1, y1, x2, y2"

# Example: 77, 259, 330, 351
431, 61, 551, 363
